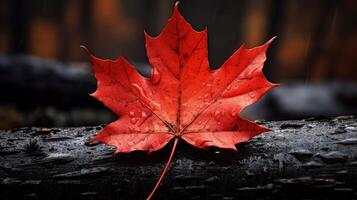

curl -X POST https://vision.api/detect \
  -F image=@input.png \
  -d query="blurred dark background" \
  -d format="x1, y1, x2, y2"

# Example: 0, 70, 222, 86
0, 0, 357, 129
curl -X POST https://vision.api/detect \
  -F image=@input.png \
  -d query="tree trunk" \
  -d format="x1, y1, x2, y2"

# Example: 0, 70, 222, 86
1, 116, 357, 200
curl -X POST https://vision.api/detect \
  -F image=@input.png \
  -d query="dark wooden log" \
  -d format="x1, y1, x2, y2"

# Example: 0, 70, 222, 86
1, 117, 357, 200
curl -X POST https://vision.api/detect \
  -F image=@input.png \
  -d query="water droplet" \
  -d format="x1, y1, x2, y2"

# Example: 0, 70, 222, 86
129, 111, 135, 117
132, 84, 150, 105
206, 83, 212, 87
204, 94, 209, 98
151, 67, 161, 85
234, 86, 238, 90
247, 92, 257, 99
130, 117, 138, 124
214, 111, 221, 121
198, 95, 202, 100
199, 105, 203, 109
231, 108, 237, 117
141, 111, 147, 118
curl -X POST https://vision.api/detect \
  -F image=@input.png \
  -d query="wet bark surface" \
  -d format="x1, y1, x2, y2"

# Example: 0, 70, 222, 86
1, 116, 357, 200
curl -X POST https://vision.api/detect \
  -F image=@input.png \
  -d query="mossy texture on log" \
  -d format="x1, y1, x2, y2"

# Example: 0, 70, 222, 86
0, 117, 357, 199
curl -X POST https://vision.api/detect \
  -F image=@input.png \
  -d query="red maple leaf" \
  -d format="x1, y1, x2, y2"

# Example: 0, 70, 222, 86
82, 3, 277, 199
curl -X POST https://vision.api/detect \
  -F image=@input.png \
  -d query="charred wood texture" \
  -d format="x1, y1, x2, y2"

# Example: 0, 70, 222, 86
1, 117, 357, 200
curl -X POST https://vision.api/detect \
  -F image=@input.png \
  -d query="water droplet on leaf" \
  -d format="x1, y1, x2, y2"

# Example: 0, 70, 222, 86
129, 111, 135, 117
248, 92, 256, 99
231, 108, 237, 117
141, 111, 147, 118
214, 111, 221, 121
130, 117, 138, 124
151, 67, 161, 85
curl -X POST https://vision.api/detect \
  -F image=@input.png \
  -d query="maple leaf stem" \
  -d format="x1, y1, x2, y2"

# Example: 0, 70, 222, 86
146, 137, 179, 200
